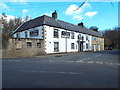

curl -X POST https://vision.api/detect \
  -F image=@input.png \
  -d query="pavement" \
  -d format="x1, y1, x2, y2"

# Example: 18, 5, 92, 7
2, 49, 119, 88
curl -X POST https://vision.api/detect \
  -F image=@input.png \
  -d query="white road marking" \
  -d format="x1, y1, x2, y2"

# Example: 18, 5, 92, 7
87, 61, 94, 64
22, 70, 83, 75
95, 54, 101, 57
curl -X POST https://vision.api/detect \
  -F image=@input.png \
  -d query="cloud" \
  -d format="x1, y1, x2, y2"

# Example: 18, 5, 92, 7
65, 2, 91, 16
73, 15, 83, 20
0, 2, 10, 10
0, 14, 16, 22
85, 11, 98, 17
65, 2, 91, 21
22, 9, 29, 13
43, 12, 52, 16
65, 4, 83, 15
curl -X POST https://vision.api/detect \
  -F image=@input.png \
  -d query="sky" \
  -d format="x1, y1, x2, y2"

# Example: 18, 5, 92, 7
0, 1, 119, 31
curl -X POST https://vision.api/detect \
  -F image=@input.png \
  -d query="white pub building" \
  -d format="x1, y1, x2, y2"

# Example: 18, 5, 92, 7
13, 11, 104, 55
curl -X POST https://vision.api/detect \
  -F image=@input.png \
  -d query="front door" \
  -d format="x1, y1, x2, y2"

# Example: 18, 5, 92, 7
80, 42, 83, 52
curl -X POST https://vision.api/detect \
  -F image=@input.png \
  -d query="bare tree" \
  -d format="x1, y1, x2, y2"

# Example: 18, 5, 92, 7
1, 13, 23, 49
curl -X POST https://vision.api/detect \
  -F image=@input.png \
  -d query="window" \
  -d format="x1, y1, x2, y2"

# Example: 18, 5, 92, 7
54, 29, 59, 38
54, 42, 59, 51
30, 28, 39, 37
27, 42, 32, 47
86, 44, 88, 49
78, 34, 81, 39
25, 32, 27, 38
71, 32, 74, 39
93, 37, 97, 41
37, 42, 41, 48
71, 43, 75, 49
92, 44, 94, 50
61, 31, 70, 38
16, 33, 20, 38
81, 36, 84, 40
86, 35, 88, 40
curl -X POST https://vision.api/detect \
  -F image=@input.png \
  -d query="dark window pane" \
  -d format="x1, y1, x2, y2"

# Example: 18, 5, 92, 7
37, 42, 41, 48
27, 42, 32, 47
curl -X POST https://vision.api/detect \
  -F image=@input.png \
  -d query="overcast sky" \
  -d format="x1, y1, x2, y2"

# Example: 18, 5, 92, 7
0, 1, 119, 31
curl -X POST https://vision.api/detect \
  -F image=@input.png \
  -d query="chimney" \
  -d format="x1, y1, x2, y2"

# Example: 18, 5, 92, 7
78, 22, 84, 28
90, 26, 98, 32
93, 29, 98, 32
52, 10, 57, 20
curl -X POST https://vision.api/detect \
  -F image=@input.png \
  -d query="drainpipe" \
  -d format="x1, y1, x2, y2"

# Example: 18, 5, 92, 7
78, 34, 80, 53
65, 37, 67, 53
65, 30, 67, 53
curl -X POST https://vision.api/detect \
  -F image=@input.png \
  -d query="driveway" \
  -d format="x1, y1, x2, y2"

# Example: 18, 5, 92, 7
2, 50, 119, 88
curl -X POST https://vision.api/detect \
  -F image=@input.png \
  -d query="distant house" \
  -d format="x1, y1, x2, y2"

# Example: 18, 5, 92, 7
12, 11, 104, 55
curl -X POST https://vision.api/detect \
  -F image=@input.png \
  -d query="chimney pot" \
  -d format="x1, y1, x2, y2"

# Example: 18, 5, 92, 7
52, 10, 57, 20
78, 22, 84, 28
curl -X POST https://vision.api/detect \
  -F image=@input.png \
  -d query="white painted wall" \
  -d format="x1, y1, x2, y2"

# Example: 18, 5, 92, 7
13, 26, 43, 39
44, 25, 92, 54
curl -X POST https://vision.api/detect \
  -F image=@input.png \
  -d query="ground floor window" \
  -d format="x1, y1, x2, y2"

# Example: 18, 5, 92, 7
37, 42, 41, 48
27, 42, 32, 47
86, 44, 88, 49
92, 44, 94, 50
71, 43, 75, 49
54, 42, 59, 51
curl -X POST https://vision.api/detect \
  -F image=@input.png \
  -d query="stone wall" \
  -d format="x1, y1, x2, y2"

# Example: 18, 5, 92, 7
92, 37, 104, 51
2, 38, 45, 58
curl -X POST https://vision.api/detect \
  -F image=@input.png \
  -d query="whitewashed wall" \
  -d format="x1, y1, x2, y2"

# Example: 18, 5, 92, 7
13, 26, 43, 39
44, 25, 92, 54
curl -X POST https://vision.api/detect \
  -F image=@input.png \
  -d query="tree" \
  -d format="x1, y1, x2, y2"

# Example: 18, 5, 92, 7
1, 13, 23, 49
102, 27, 120, 48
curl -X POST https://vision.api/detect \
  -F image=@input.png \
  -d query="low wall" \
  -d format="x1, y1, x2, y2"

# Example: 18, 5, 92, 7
2, 38, 45, 58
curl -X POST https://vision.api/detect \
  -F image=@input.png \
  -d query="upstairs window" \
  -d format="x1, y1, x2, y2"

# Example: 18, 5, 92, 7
71, 43, 75, 49
30, 28, 39, 37
61, 31, 70, 38
16, 33, 20, 38
54, 29, 59, 38
86, 35, 88, 40
25, 32, 27, 38
71, 32, 74, 39
27, 42, 32, 47
78, 34, 84, 40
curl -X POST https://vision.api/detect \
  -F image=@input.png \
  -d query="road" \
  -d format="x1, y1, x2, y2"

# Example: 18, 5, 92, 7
2, 50, 119, 88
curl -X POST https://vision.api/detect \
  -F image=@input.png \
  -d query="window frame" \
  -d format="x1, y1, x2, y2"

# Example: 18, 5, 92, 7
54, 42, 59, 52
61, 31, 70, 38
71, 32, 74, 39
25, 32, 27, 38
53, 29, 59, 38
27, 42, 32, 47
30, 28, 39, 37
16, 33, 20, 38
71, 43, 75, 49
86, 43, 88, 49
37, 42, 41, 48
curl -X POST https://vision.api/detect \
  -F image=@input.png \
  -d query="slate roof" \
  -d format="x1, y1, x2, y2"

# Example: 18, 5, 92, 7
14, 15, 103, 38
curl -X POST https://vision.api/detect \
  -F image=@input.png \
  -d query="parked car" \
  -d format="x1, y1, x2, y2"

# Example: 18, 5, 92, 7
107, 47, 112, 50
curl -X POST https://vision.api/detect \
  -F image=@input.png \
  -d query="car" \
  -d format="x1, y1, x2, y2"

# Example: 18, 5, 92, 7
107, 47, 112, 50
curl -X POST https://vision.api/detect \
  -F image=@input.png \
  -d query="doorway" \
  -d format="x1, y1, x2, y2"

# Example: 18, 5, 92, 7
80, 42, 83, 52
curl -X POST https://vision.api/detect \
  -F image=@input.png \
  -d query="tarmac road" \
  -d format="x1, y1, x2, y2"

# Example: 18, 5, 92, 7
2, 49, 119, 88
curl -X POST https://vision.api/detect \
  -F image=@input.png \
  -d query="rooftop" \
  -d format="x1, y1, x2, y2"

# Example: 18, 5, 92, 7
14, 15, 103, 38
